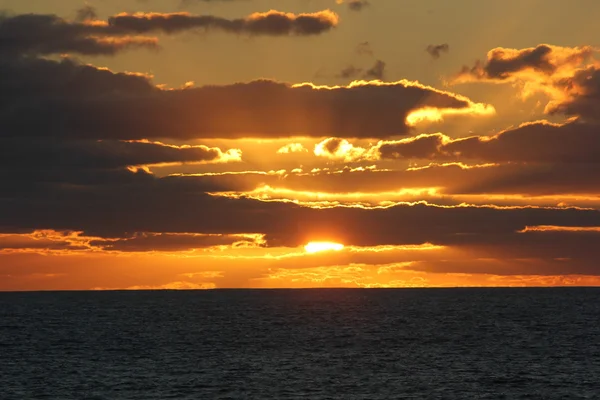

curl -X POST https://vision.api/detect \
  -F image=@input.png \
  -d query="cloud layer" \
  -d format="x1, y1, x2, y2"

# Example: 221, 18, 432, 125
1, 57, 492, 139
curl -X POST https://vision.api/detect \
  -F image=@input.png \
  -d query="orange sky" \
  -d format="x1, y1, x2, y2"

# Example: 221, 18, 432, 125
1, 0, 600, 290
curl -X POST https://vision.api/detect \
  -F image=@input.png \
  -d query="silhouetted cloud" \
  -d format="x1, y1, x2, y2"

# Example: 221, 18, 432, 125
452, 43, 600, 125
336, 59, 386, 80
0, 138, 241, 170
1, 57, 491, 140
454, 44, 593, 82
355, 41, 373, 56
426, 43, 449, 59
2, 175, 599, 250
108, 10, 339, 36
171, 163, 600, 201
377, 119, 600, 164
377, 122, 600, 164
364, 59, 386, 79
546, 66, 600, 121
347, 0, 370, 11
0, 13, 157, 56
336, 0, 370, 11
0, 9, 339, 57
75, 5, 98, 22
90, 232, 263, 252
338, 65, 364, 79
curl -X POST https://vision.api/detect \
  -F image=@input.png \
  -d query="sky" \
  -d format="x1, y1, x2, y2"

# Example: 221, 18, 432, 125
2, 0, 600, 290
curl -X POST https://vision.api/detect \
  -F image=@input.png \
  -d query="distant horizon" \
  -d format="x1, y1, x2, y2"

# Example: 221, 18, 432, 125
3, 286, 600, 293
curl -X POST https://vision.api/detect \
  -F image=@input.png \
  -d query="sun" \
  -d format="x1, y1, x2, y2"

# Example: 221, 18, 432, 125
304, 241, 345, 254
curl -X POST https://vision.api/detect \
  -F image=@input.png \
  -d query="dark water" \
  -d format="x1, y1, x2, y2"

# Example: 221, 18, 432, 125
1, 288, 600, 399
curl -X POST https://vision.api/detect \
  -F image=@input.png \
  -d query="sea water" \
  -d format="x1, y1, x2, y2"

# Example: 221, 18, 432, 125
1, 288, 599, 399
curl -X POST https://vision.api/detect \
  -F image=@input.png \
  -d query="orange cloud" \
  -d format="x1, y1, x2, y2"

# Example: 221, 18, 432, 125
277, 143, 308, 154
519, 226, 600, 232
314, 137, 378, 162
97, 281, 217, 290
452, 44, 600, 120
453, 44, 595, 84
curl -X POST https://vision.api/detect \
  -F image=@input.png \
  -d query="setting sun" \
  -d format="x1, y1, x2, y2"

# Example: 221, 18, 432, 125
304, 241, 345, 253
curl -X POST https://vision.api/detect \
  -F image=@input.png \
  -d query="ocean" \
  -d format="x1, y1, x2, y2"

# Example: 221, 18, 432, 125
1, 288, 599, 399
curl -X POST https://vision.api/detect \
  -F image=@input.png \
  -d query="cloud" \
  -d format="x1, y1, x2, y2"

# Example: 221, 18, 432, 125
454, 44, 594, 83
0, 138, 241, 170
0, 230, 91, 251
355, 41, 373, 56
338, 65, 364, 79
546, 66, 600, 121
364, 60, 386, 79
187, 163, 600, 204
376, 119, 600, 164
314, 138, 377, 162
75, 5, 98, 22
347, 0, 370, 11
0, 9, 339, 57
108, 10, 339, 36
426, 43, 449, 59
337, 59, 386, 80
2, 160, 600, 249
452, 44, 600, 121
1, 57, 492, 140
0, 13, 158, 56
123, 281, 216, 290
277, 143, 308, 154
90, 232, 264, 252
336, 0, 370, 12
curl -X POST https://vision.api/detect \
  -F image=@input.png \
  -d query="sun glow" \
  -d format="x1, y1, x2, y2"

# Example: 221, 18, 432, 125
304, 241, 345, 253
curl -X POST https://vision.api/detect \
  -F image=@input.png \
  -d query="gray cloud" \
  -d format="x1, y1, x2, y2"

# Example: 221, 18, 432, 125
0, 9, 339, 57
454, 44, 594, 82
337, 59, 386, 80
0, 138, 240, 169
347, 0, 370, 12
75, 5, 98, 22
1, 57, 485, 140
90, 232, 260, 252
0, 13, 157, 56
107, 10, 339, 36
426, 43, 449, 59
355, 41, 373, 56
377, 120, 600, 164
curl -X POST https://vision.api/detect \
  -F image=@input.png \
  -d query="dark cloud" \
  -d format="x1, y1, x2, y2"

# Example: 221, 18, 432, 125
452, 44, 600, 126
336, 59, 386, 80
0, 138, 239, 170
0, 13, 157, 56
454, 44, 594, 82
0, 9, 339, 57
166, 162, 600, 201
0, 167, 600, 246
355, 41, 373, 56
1, 57, 486, 139
426, 43, 449, 59
90, 233, 261, 252
2, 173, 599, 250
338, 65, 363, 79
364, 59, 386, 79
377, 120, 600, 164
107, 10, 339, 36
75, 5, 98, 22
547, 66, 600, 121
347, 0, 370, 12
